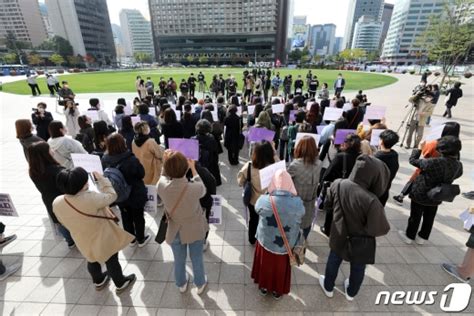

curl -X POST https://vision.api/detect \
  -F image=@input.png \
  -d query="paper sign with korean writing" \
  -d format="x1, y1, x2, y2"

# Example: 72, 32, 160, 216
424, 124, 445, 141
370, 129, 384, 146
272, 103, 284, 113
295, 133, 321, 146
364, 106, 386, 120
71, 153, 104, 174
259, 160, 286, 189
322, 108, 343, 121
247, 127, 275, 142
0, 194, 19, 217
144, 185, 157, 213
334, 129, 357, 145
169, 138, 199, 160
209, 195, 222, 225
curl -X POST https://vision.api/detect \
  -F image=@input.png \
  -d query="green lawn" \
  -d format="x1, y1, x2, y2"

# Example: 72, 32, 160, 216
2, 68, 397, 95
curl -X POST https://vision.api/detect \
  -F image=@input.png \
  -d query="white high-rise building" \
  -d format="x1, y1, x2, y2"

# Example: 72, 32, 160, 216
381, 0, 444, 65
46, 0, 115, 63
343, 0, 384, 49
0, 0, 48, 48
119, 9, 154, 60
351, 16, 383, 53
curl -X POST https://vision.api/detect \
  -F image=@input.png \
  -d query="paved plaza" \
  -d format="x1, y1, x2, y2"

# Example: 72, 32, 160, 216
0, 73, 473, 315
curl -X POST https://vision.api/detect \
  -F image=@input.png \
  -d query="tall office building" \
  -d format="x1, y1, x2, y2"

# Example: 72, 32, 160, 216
148, 0, 291, 64
333, 37, 343, 54
119, 9, 154, 60
0, 0, 48, 48
111, 24, 125, 61
46, 0, 115, 63
380, 3, 394, 50
351, 16, 383, 52
343, 0, 384, 49
309, 24, 336, 56
381, 0, 444, 65
38, 2, 54, 39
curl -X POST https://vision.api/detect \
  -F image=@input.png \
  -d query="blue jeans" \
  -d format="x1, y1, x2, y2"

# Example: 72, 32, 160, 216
324, 250, 366, 297
170, 233, 206, 287
57, 223, 74, 246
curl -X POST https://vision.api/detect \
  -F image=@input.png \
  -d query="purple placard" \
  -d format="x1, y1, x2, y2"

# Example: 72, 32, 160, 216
168, 138, 199, 161
248, 127, 275, 142
316, 125, 325, 134
334, 129, 356, 145
289, 110, 297, 122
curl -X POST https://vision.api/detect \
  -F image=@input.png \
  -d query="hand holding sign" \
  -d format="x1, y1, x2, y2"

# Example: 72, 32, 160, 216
259, 160, 286, 189
370, 129, 385, 146
71, 154, 104, 174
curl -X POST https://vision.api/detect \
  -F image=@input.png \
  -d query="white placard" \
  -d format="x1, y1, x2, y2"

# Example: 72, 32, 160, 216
131, 116, 141, 126
149, 107, 156, 117
330, 100, 336, 107
236, 106, 242, 117
322, 108, 343, 121
271, 103, 284, 113
0, 193, 19, 217
144, 185, 157, 213
247, 105, 255, 115
364, 106, 386, 120
87, 110, 99, 122
342, 103, 352, 112
460, 209, 474, 230
370, 129, 384, 146
259, 160, 286, 189
211, 108, 218, 121
124, 105, 133, 115
424, 124, 445, 141
295, 133, 321, 146
173, 109, 182, 122
306, 102, 314, 111
209, 195, 222, 225
71, 154, 104, 174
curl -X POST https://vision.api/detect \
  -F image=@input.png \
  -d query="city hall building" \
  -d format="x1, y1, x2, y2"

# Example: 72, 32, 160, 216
148, 0, 291, 64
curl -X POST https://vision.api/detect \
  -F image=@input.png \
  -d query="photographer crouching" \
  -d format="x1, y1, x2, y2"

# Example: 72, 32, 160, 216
405, 84, 435, 149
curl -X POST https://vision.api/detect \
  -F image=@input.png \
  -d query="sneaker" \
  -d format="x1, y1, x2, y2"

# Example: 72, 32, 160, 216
462, 191, 474, 200
0, 235, 17, 249
179, 277, 189, 293
94, 274, 110, 291
398, 230, 413, 245
319, 275, 333, 298
116, 274, 136, 294
197, 276, 208, 295
0, 262, 21, 281
67, 242, 76, 249
203, 239, 209, 252
138, 235, 151, 248
129, 239, 137, 247
441, 263, 469, 283
272, 291, 282, 300
415, 236, 426, 245
392, 195, 404, 206
259, 288, 268, 296
343, 279, 355, 301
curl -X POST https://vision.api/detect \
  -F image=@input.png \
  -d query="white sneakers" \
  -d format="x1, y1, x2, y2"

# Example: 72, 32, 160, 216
178, 276, 207, 295
179, 277, 189, 293
343, 279, 354, 301
415, 236, 426, 245
319, 275, 333, 298
398, 230, 413, 244
0, 262, 21, 281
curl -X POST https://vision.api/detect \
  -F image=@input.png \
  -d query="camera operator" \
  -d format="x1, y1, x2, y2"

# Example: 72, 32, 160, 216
58, 81, 75, 101
31, 102, 54, 141
405, 84, 435, 149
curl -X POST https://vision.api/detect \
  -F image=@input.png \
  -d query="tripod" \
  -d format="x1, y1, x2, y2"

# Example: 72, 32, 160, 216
397, 104, 418, 148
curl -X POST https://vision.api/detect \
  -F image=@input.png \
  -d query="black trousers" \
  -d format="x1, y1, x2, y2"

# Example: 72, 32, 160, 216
244, 89, 252, 102
248, 204, 258, 244
87, 253, 126, 287
120, 207, 145, 242
29, 84, 41, 96
309, 91, 316, 98
406, 200, 438, 240
47, 85, 56, 95
227, 146, 239, 165
190, 86, 195, 97
279, 140, 289, 162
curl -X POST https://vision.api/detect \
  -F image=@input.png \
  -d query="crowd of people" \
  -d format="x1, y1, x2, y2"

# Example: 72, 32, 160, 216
2, 69, 471, 303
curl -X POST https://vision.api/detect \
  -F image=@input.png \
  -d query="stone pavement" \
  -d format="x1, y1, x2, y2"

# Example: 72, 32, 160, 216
0, 73, 473, 315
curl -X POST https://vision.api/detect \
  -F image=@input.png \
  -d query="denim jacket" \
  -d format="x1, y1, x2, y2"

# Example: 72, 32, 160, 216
255, 190, 305, 254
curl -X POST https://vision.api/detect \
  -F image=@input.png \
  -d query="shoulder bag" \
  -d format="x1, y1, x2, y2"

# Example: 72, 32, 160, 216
269, 195, 306, 266
427, 162, 462, 203
242, 163, 252, 207
155, 184, 189, 244
64, 197, 119, 223
337, 183, 376, 264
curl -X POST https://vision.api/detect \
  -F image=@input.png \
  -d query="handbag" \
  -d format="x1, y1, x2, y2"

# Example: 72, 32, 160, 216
337, 183, 376, 264
64, 198, 119, 223
270, 195, 306, 266
427, 163, 462, 202
155, 184, 189, 244
242, 163, 252, 206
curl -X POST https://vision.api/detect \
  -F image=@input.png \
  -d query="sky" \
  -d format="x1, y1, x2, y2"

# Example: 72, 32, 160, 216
40, 0, 396, 37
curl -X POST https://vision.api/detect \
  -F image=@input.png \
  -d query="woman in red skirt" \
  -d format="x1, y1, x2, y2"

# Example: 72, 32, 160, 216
251, 169, 305, 299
